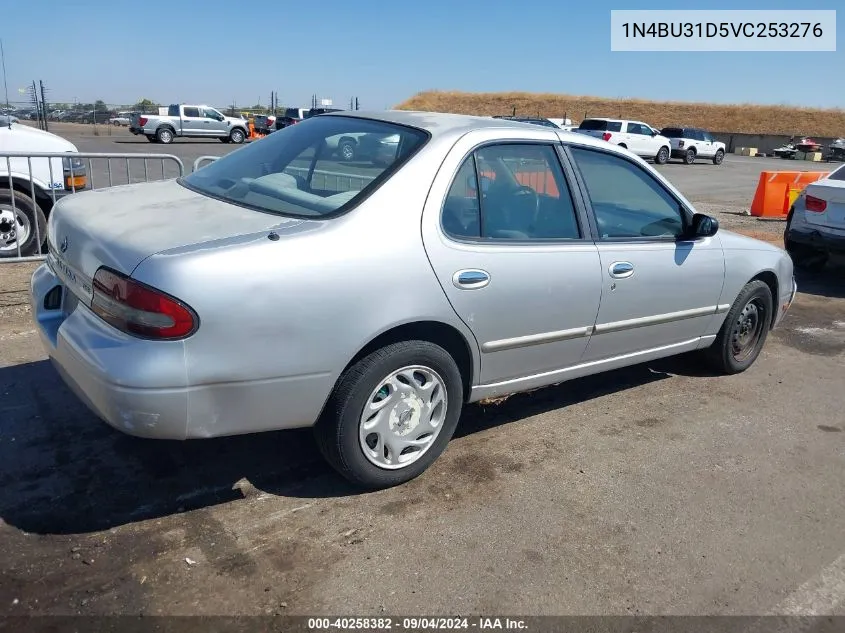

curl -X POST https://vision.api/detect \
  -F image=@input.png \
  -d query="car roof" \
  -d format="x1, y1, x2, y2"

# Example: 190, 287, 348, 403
324, 109, 612, 148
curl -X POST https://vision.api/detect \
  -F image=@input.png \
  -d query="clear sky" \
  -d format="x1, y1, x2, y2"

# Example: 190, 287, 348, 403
1, 0, 842, 110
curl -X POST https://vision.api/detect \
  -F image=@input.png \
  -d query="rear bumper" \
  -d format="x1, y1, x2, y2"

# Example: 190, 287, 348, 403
787, 225, 845, 254
30, 262, 329, 440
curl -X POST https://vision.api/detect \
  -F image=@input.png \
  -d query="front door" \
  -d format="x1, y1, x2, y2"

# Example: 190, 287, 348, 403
422, 133, 603, 387
201, 107, 229, 137
565, 144, 726, 362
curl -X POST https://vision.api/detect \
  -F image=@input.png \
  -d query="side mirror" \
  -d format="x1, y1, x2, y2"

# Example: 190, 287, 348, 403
689, 213, 719, 238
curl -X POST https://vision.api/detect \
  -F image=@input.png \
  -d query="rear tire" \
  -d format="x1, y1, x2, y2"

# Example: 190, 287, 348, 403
156, 127, 174, 144
713, 149, 725, 165
338, 139, 356, 161
0, 189, 48, 258
314, 340, 464, 489
702, 280, 773, 375
684, 148, 696, 164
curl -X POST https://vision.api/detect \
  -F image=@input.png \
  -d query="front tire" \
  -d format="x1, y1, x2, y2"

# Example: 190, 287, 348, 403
683, 148, 696, 164
0, 189, 48, 258
655, 146, 670, 165
314, 340, 464, 489
230, 128, 246, 144
703, 280, 773, 374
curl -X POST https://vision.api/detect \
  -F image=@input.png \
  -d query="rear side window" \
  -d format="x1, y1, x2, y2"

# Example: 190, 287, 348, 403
579, 119, 608, 131
183, 107, 200, 118
829, 165, 845, 181
661, 128, 684, 138
442, 144, 581, 241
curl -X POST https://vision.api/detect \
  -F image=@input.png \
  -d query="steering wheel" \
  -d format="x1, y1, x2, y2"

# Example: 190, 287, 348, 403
513, 185, 541, 219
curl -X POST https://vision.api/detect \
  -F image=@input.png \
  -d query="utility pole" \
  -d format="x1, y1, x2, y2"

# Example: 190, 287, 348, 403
355, 97, 359, 111
40, 80, 49, 131
0, 39, 9, 110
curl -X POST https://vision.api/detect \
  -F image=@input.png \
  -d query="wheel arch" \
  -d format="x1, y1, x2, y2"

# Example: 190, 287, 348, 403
0, 176, 55, 215
749, 270, 779, 329
339, 320, 477, 403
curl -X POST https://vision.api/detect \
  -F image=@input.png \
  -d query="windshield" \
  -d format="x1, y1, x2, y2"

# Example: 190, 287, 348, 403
181, 115, 429, 218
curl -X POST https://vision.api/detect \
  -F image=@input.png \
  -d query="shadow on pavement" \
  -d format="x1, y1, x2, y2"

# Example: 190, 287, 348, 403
794, 263, 845, 300
0, 353, 705, 536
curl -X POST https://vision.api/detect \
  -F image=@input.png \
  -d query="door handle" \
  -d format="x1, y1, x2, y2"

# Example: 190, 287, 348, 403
452, 269, 490, 289
609, 261, 634, 279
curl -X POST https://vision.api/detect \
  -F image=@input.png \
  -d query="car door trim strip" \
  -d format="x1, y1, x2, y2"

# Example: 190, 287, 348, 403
482, 304, 730, 353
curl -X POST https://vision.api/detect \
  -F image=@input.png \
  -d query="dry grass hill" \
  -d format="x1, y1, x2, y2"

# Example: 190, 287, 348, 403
396, 91, 845, 137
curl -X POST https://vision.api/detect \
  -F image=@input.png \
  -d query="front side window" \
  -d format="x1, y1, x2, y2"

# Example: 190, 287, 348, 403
181, 115, 428, 218
442, 144, 580, 241
569, 146, 686, 239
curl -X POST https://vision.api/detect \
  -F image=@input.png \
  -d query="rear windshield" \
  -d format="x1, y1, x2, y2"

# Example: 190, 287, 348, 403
829, 164, 845, 181
661, 128, 685, 138
578, 119, 622, 132
181, 115, 429, 218
284, 108, 303, 119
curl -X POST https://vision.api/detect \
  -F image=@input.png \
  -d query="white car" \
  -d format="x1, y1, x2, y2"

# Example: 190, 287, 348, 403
785, 163, 845, 270
574, 118, 672, 164
109, 112, 131, 126
0, 124, 87, 257
660, 126, 727, 165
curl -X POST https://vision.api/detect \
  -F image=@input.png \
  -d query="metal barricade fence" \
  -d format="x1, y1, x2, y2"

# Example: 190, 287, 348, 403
1, 151, 184, 263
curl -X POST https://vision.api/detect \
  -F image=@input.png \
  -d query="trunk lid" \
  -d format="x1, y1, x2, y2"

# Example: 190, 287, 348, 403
803, 178, 845, 230
46, 179, 303, 302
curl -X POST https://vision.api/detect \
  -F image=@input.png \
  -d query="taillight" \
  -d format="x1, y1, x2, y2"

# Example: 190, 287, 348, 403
138, 117, 148, 126
805, 195, 827, 213
601, 132, 612, 141
91, 267, 198, 340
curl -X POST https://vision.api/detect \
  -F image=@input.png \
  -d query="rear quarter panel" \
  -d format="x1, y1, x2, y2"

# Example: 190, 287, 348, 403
130, 144, 480, 431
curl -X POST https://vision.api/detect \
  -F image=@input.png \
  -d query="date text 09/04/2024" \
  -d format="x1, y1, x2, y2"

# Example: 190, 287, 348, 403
621, 22, 823, 39
307, 617, 528, 630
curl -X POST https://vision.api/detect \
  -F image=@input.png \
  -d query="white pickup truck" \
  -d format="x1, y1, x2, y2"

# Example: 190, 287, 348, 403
0, 121, 86, 257
129, 104, 249, 145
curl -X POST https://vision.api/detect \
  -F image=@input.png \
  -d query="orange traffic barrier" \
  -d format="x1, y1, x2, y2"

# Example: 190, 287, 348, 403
750, 171, 828, 217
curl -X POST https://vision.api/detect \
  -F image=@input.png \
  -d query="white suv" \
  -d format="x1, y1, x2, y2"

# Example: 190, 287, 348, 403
660, 127, 726, 165
573, 118, 672, 164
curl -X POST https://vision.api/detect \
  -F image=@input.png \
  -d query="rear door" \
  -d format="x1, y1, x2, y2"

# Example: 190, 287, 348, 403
421, 129, 603, 388
565, 143, 726, 362
804, 167, 845, 231
624, 122, 652, 156
180, 106, 205, 135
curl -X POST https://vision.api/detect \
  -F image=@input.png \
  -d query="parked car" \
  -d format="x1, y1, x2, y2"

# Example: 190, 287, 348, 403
109, 112, 132, 126
574, 118, 672, 164
660, 126, 726, 165
129, 104, 249, 144
30, 111, 796, 489
784, 163, 845, 270
0, 114, 19, 126
253, 114, 276, 135
1, 123, 86, 257
274, 107, 309, 131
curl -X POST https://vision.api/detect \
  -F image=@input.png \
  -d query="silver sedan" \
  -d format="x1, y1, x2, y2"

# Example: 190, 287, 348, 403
30, 111, 796, 489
